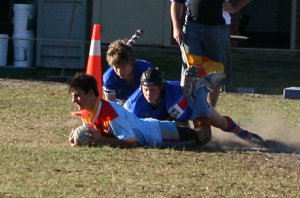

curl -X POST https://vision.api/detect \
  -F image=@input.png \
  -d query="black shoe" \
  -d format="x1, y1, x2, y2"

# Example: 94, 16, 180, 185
246, 132, 266, 147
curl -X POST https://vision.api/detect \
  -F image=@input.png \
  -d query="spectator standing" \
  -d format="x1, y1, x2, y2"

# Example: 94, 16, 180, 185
170, 0, 252, 107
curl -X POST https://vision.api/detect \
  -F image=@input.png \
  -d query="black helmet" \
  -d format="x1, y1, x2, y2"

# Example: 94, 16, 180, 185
140, 67, 165, 86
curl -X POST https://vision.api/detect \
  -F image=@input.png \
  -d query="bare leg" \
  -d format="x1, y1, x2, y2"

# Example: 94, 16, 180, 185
193, 117, 212, 146
207, 85, 221, 107
209, 107, 227, 129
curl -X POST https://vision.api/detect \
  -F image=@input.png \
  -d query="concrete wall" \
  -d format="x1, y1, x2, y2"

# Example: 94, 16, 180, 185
238, 0, 293, 48
93, 0, 298, 49
93, 0, 172, 46
296, 0, 300, 49
36, 0, 88, 69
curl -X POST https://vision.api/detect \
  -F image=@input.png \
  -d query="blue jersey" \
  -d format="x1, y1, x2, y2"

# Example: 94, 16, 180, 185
103, 59, 154, 101
124, 81, 193, 121
80, 99, 185, 148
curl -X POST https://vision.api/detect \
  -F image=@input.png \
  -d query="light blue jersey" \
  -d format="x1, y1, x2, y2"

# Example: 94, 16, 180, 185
88, 100, 183, 148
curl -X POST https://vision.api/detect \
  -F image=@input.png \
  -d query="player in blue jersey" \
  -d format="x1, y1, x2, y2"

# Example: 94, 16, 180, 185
68, 73, 211, 148
124, 69, 192, 122
124, 68, 266, 146
103, 39, 154, 104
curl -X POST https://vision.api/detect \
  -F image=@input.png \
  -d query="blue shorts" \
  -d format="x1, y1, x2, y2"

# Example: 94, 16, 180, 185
183, 21, 232, 85
188, 87, 210, 120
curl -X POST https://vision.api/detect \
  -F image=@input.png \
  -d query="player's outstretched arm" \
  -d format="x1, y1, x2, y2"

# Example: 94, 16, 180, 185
69, 126, 138, 148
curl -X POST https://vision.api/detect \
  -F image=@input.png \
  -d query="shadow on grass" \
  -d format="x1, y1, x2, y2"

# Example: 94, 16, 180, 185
174, 139, 300, 154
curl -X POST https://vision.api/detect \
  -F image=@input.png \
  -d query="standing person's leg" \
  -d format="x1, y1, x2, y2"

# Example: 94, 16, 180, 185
204, 25, 232, 107
207, 86, 221, 108
181, 22, 220, 142
182, 21, 211, 141
181, 20, 204, 78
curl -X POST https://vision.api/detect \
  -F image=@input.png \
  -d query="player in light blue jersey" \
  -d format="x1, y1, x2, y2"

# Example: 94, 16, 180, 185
68, 73, 211, 148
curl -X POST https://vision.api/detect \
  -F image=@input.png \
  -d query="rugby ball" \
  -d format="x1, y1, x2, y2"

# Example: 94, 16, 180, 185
72, 125, 93, 146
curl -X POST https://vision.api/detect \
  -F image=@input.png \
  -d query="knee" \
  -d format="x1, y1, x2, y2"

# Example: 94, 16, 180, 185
193, 117, 212, 146
195, 126, 212, 146
213, 115, 228, 130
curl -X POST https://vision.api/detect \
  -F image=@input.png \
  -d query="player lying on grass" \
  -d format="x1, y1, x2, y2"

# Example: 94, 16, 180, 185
124, 67, 267, 147
68, 73, 211, 148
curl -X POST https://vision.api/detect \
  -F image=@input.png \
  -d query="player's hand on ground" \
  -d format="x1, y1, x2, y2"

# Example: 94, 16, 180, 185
68, 129, 76, 147
88, 126, 104, 146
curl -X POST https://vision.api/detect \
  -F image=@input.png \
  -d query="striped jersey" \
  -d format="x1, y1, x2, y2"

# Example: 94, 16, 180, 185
79, 99, 183, 148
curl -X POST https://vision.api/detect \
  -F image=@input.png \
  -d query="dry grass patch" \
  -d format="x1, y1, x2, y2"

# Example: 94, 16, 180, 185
0, 78, 299, 197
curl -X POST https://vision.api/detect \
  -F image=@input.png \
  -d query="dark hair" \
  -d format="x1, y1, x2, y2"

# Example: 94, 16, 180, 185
69, 73, 99, 97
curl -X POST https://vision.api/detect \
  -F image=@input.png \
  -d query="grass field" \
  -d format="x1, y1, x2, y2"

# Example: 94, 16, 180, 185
0, 71, 299, 197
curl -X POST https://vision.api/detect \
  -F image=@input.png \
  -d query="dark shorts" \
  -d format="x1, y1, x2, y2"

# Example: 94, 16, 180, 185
183, 21, 232, 85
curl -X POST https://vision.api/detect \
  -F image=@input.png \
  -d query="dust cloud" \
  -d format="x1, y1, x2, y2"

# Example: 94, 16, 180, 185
210, 110, 300, 153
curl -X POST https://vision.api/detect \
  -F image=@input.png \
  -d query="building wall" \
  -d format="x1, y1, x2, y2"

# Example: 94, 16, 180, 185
296, 0, 300, 49
36, 0, 89, 69
238, 0, 292, 49
94, 0, 172, 46
231, 13, 240, 47
1, 0, 300, 68
93, 0, 253, 48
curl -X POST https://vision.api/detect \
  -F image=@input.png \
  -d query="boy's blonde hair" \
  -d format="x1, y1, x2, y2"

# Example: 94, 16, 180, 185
106, 39, 135, 66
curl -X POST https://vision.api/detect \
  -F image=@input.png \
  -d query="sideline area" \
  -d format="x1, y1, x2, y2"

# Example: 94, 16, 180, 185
0, 48, 299, 94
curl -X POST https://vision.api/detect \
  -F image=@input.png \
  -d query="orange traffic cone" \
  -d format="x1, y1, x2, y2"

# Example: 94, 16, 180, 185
86, 24, 102, 98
